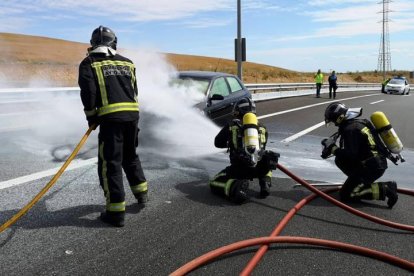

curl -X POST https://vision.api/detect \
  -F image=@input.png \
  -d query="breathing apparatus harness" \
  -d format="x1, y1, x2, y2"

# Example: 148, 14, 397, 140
321, 115, 405, 165
229, 113, 266, 167
229, 116, 280, 170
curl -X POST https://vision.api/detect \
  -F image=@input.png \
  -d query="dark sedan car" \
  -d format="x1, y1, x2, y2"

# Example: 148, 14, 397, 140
172, 71, 252, 125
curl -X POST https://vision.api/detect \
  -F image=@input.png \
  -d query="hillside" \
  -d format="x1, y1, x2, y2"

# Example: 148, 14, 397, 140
0, 33, 409, 87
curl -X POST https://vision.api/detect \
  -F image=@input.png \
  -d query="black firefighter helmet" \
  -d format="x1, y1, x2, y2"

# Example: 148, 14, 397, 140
233, 98, 256, 118
90, 25, 117, 50
325, 102, 363, 126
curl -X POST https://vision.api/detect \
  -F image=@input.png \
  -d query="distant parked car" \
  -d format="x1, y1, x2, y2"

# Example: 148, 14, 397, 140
171, 71, 252, 125
384, 77, 410, 95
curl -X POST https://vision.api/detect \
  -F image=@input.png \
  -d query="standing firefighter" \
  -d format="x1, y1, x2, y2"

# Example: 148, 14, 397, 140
321, 102, 398, 208
79, 26, 148, 227
209, 98, 280, 203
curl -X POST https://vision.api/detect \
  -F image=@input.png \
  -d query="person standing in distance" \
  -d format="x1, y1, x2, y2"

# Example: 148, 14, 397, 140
78, 26, 148, 227
328, 70, 338, 99
314, 69, 324, 98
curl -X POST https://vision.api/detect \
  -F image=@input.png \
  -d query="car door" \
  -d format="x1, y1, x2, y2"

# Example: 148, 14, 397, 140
226, 76, 251, 103
205, 76, 234, 125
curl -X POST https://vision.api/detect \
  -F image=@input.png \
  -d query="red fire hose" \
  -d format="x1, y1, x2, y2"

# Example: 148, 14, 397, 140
276, 163, 414, 232
171, 163, 414, 275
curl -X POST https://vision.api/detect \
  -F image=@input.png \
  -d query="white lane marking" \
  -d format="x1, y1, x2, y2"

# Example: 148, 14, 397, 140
370, 100, 384, 105
281, 121, 325, 143
0, 157, 97, 190
257, 93, 378, 120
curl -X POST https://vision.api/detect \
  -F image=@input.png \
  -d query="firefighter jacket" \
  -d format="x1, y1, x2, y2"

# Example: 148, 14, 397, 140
79, 51, 139, 122
335, 119, 387, 169
214, 119, 268, 166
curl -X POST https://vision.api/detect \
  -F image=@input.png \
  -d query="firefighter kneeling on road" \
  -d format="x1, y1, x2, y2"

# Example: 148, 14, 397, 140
321, 102, 398, 208
209, 98, 280, 204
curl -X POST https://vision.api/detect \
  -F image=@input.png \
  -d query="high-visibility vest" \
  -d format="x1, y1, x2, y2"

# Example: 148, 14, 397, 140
314, 73, 324, 84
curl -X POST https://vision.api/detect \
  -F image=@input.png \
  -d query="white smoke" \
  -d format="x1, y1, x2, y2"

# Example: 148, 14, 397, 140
9, 83, 90, 159
124, 48, 221, 158
2, 48, 221, 160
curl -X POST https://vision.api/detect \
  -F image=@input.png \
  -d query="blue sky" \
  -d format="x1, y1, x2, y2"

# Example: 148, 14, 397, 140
1, 0, 414, 73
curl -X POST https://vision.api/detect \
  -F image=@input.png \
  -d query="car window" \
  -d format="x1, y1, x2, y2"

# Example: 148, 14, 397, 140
210, 77, 230, 97
226, 77, 243, 93
172, 77, 210, 95
388, 79, 404, 85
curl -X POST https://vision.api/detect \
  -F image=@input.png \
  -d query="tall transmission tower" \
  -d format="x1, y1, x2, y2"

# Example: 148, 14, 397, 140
377, 0, 392, 79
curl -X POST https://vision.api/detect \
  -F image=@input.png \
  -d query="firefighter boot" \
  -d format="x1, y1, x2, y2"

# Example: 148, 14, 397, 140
385, 181, 398, 209
100, 211, 125, 227
259, 177, 271, 198
229, 179, 249, 204
135, 191, 148, 205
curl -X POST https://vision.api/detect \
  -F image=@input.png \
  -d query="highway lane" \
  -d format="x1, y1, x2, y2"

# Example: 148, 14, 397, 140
0, 89, 413, 275
254, 90, 413, 190
256, 90, 413, 149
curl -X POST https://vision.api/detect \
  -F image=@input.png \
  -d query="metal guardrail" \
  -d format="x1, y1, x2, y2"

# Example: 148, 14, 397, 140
0, 84, 381, 132
0, 83, 381, 104
0, 83, 381, 95
245, 82, 381, 102
245, 82, 380, 94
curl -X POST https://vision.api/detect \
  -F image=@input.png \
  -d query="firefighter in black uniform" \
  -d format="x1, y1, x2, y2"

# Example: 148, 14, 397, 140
321, 102, 398, 208
209, 98, 280, 203
79, 26, 148, 227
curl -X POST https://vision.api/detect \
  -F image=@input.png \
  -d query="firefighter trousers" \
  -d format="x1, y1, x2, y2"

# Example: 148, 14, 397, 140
335, 156, 387, 202
98, 120, 147, 213
209, 157, 272, 198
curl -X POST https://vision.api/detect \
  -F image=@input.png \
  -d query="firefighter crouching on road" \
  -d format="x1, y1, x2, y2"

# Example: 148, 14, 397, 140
321, 102, 398, 208
78, 26, 148, 227
209, 98, 280, 204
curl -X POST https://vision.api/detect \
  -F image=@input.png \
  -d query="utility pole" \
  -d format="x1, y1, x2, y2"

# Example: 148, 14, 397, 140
377, 0, 392, 80
236, 0, 242, 80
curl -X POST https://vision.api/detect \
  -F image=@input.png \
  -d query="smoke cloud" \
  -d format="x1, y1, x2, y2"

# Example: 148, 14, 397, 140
126, 48, 221, 158
1, 48, 221, 161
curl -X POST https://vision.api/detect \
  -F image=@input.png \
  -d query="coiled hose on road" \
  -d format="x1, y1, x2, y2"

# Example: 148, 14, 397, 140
171, 163, 414, 275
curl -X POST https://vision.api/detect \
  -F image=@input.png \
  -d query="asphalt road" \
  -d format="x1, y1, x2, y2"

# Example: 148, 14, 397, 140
0, 89, 413, 275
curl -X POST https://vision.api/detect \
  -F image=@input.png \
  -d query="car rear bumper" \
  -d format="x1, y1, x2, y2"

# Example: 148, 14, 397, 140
385, 89, 404, 94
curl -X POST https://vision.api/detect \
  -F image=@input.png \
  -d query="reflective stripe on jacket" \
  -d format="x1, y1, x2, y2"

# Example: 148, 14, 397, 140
79, 53, 139, 122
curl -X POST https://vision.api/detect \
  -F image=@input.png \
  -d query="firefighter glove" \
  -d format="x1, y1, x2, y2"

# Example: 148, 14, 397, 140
87, 115, 99, 130
265, 150, 280, 170
321, 138, 338, 159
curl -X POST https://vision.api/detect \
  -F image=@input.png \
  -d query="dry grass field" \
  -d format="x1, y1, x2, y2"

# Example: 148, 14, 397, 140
0, 32, 411, 87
